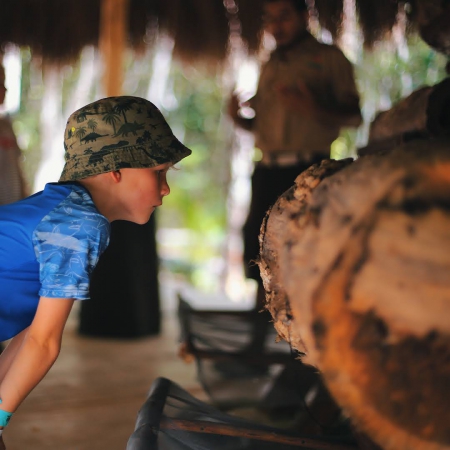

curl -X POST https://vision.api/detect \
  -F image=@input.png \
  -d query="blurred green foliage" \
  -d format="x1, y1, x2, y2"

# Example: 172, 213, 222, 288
331, 35, 448, 159
155, 66, 232, 288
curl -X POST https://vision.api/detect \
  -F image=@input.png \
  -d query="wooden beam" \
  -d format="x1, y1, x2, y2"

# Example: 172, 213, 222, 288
99, 0, 129, 97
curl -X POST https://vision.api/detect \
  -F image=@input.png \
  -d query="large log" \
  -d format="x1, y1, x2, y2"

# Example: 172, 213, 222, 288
416, 0, 450, 56
259, 139, 450, 450
258, 158, 353, 361
366, 77, 450, 147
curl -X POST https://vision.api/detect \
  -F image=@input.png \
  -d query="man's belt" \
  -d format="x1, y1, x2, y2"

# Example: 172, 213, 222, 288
260, 152, 329, 167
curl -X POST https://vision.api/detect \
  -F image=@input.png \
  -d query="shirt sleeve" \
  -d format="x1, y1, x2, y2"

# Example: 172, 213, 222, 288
326, 46, 360, 108
33, 192, 110, 299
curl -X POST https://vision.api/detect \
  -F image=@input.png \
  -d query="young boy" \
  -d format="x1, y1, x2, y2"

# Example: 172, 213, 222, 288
0, 96, 191, 445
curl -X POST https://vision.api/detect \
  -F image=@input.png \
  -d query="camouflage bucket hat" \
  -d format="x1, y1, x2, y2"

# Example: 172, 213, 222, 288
59, 96, 192, 181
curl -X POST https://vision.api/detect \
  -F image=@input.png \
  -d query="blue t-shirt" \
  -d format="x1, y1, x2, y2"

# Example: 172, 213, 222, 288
0, 183, 110, 341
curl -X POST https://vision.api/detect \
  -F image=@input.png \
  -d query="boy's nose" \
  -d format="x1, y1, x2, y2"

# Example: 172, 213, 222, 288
161, 180, 170, 197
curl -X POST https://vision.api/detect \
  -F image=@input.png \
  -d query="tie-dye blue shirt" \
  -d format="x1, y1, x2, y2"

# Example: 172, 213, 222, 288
0, 183, 110, 340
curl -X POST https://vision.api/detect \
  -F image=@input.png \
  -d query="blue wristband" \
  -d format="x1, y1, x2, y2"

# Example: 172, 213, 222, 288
0, 400, 13, 427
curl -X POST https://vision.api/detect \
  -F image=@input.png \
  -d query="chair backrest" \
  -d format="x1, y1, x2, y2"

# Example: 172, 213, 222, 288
178, 296, 294, 361
177, 295, 308, 410
127, 377, 359, 450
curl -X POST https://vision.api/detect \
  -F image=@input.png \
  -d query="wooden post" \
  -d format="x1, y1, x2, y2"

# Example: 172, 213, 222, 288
99, 0, 129, 96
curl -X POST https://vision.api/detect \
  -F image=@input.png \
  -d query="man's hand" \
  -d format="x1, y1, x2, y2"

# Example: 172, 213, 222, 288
227, 93, 242, 123
227, 93, 254, 131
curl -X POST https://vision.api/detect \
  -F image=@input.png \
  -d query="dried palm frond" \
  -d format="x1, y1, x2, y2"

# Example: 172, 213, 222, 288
355, 0, 399, 48
0, 0, 98, 64
234, 0, 265, 54
313, 0, 344, 41
159, 0, 229, 66
0, 0, 436, 64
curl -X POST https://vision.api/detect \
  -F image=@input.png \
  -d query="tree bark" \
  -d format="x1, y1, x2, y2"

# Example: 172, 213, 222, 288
416, 0, 450, 56
258, 158, 353, 363
365, 78, 450, 151
260, 139, 450, 450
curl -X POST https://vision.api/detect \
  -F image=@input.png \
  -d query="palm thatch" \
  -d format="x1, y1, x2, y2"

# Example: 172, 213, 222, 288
314, 0, 344, 41
355, 0, 400, 46
0, 0, 100, 63
234, 0, 265, 54
160, 0, 230, 65
0, 0, 448, 65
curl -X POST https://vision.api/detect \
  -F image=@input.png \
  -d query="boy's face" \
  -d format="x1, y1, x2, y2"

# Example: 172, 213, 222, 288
263, 1, 308, 47
116, 163, 171, 225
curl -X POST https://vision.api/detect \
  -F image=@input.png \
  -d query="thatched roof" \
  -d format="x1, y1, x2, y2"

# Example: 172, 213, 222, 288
0, 0, 448, 65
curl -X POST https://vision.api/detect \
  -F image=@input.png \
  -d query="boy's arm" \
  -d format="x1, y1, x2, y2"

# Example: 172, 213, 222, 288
0, 297, 74, 415
0, 329, 28, 384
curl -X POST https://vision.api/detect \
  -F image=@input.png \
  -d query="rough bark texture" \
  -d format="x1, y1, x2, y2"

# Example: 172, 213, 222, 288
262, 139, 450, 450
417, 0, 450, 55
258, 158, 353, 361
367, 78, 450, 146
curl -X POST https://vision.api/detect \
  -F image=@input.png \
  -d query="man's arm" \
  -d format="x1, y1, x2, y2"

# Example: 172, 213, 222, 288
276, 80, 362, 128
0, 297, 74, 414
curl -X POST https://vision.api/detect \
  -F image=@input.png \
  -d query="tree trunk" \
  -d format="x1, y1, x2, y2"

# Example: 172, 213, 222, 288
258, 158, 353, 362
260, 139, 450, 450
416, 0, 450, 56
365, 77, 450, 150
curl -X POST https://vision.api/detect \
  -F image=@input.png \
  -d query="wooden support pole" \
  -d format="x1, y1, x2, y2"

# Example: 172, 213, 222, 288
99, 0, 129, 96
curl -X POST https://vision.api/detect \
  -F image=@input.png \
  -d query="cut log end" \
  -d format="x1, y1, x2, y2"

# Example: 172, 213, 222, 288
261, 139, 450, 449
258, 158, 353, 361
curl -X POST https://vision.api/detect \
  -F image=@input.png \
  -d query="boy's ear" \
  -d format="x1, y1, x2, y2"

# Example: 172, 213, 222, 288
108, 170, 122, 183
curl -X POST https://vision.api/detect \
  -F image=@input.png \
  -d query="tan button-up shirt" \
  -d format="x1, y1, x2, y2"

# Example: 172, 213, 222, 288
251, 33, 360, 159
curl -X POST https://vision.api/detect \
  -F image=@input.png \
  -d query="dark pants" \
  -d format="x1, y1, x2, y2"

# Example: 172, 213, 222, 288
243, 156, 326, 281
79, 215, 160, 338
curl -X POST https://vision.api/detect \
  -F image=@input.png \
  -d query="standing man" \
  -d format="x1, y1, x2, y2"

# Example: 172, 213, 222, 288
228, 0, 362, 308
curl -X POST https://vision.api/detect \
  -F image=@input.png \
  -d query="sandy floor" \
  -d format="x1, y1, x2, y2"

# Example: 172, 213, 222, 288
3, 310, 206, 450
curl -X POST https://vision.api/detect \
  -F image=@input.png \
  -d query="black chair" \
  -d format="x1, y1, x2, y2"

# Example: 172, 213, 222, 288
177, 294, 310, 411
126, 377, 358, 450
176, 293, 354, 438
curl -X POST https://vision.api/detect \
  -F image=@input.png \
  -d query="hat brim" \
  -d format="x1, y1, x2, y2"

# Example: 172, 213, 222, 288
59, 141, 192, 182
